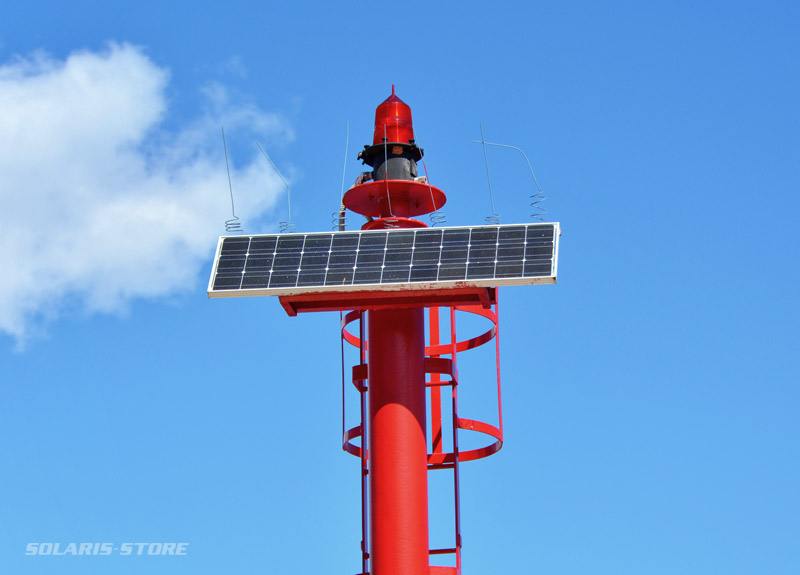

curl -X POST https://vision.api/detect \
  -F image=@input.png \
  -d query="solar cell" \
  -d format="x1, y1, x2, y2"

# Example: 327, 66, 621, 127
208, 222, 559, 298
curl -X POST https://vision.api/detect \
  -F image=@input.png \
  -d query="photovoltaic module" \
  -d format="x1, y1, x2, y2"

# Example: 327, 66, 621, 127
208, 222, 559, 299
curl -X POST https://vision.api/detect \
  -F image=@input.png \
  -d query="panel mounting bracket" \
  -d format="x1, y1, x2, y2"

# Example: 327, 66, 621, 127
279, 286, 496, 316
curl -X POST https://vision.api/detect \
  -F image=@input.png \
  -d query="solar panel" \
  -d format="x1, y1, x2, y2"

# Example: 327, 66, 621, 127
208, 222, 559, 299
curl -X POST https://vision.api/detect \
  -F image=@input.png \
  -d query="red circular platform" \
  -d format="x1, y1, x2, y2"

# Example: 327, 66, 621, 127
343, 180, 447, 218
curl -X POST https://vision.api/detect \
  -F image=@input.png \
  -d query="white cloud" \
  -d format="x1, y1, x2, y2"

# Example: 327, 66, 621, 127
0, 43, 293, 347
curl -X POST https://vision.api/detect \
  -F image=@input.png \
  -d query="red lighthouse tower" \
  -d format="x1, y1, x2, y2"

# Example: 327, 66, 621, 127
209, 88, 560, 574
344, 86, 446, 575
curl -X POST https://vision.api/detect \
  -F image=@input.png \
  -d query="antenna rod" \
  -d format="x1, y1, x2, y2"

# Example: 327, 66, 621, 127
383, 123, 394, 217
336, 121, 350, 231
472, 139, 547, 222
257, 142, 293, 230
340, 121, 350, 203
479, 123, 499, 219
471, 139, 545, 196
222, 127, 236, 216
221, 126, 243, 233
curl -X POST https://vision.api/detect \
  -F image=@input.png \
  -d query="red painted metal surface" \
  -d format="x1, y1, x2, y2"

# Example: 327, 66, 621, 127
361, 216, 428, 230
333, 90, 503, 575
341, 299, 503, 575
342, 179, 446, 219
340, 306, 503, 463
280, 286, 495, 316
373, 85, 415, 145
368, 308, 429, 575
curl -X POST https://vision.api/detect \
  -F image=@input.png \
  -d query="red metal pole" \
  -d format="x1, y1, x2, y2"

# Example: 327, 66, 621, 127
368, 307, 429, 575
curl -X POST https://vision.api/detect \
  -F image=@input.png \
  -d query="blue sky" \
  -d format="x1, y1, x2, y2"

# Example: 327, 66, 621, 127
1, 1, 798, 574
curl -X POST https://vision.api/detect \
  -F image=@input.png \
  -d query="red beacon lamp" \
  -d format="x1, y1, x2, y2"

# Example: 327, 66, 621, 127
344, 85, 445, 230
208, 87, 560, 575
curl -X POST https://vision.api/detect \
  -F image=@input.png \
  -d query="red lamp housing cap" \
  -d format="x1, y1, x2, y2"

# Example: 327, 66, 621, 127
373, 85, 415, 145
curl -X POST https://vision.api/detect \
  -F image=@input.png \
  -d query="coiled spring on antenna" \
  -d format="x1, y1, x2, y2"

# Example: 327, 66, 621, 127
279, 219, 295, 233
331, 205, 347, 231
530, 189, 546, 221
429, 210, 446, 226
484, 213, 502, 225
419, 160, 446, 227
382, 218, 401, 229
225, 215, 243, 234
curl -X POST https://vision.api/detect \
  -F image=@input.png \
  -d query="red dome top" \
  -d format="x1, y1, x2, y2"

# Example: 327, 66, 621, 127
372, 85, 415, 146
